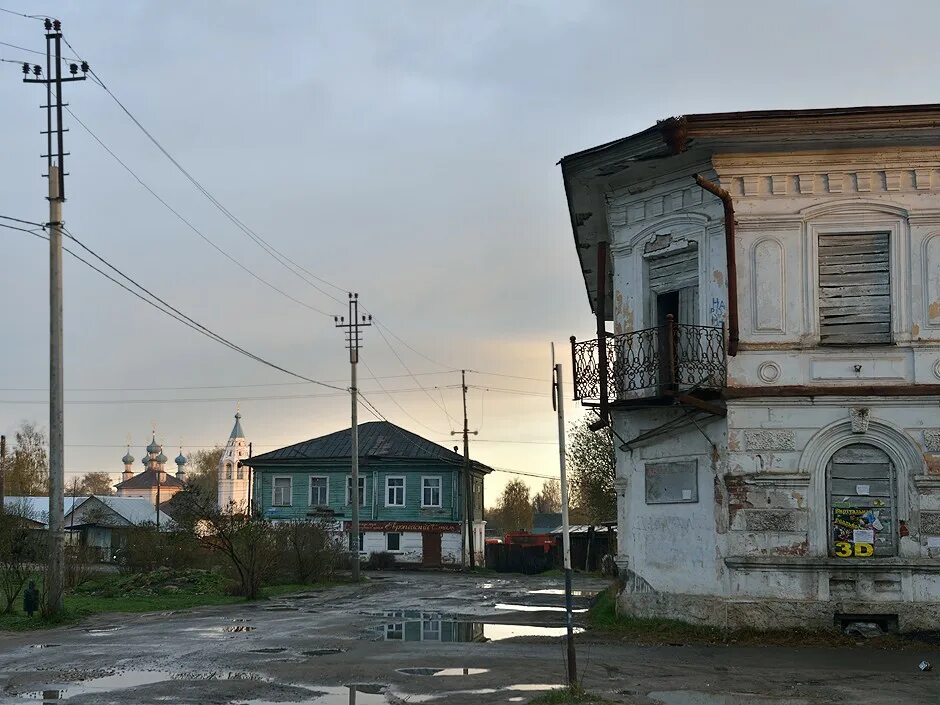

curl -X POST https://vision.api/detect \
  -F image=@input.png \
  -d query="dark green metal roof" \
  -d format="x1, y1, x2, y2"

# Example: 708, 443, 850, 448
245, 421, 492, 473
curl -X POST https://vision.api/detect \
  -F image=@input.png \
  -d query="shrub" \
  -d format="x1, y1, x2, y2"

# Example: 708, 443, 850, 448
364, 551, 396, 571
116, 525, 211, 574
272, 520, 343, 584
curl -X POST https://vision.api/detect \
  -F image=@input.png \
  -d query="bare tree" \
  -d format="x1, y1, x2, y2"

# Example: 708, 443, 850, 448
6, 422, 48, 496
532, 479, 562, 513
77, 472, 114, 496
567, 418, 616, 523
185, 447, 223, 503
173, 488, 275, 599
0, 499, 42, 613
494, 479, 533, 532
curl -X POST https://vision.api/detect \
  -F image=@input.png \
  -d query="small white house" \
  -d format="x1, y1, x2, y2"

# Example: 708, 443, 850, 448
562, 104, 940, 632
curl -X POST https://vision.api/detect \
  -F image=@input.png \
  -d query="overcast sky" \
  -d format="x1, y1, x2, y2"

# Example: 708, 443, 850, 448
2, 1, 939, 504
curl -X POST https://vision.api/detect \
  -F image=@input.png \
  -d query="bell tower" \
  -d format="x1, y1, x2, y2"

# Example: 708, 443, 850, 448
217, 411, 250, 511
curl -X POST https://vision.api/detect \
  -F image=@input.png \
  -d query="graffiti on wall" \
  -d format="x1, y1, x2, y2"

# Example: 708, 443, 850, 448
710, 298, 726, 327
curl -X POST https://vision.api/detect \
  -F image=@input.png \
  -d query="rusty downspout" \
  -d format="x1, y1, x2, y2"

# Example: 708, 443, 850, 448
693, 174, 738, 356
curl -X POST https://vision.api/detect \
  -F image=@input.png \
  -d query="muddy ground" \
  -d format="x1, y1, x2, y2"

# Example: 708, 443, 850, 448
0, 571, 938, 704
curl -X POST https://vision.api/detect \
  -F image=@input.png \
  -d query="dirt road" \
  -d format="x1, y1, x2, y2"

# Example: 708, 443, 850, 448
0, 571, 937, 704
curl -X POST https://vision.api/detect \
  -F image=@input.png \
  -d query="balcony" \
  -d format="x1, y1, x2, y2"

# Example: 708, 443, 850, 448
571, 318, 727, 410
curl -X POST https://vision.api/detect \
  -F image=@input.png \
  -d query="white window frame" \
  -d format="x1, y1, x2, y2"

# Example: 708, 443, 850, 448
421, 476, 442, 508
272, 476, 292, 507
309, 475, 329, 506
386, 531, 402, 552
420, 614, 441, 641
345, 475, 367, 506
385, 476, 406, 507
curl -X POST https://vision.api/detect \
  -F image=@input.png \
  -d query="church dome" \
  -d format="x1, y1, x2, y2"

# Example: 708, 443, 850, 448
122, 450, 134, 465
156, 452, 168, 464
146, 437, 162, 455
175, 452, 187, 466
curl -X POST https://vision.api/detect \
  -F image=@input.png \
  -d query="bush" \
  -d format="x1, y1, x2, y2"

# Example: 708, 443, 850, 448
364, 551, 396, 571
272, 521, 343, 584
116, 525, 210, 573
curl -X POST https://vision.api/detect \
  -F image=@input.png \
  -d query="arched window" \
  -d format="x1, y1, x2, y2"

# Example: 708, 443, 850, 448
236, 465, 244, 480
225, 462, 233, 480
828, 443, 896, 557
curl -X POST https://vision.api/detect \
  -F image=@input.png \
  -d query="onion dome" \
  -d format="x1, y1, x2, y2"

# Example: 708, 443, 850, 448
142, 456, 149, 466
175, 451, 187, 466
122, 449, 134, 465
146, 436, 162, 455
156, 452, 168, 464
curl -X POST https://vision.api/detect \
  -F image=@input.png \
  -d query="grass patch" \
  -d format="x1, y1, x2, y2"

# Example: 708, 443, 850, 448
0, 569, 337, 632
529, 686, 611, 704
586, 585, 912, 648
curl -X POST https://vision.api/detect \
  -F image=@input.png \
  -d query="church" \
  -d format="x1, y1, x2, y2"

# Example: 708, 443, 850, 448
114, 435, 187, 504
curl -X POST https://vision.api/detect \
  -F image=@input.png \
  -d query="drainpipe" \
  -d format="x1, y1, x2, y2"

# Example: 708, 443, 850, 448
693, 174, 739, 356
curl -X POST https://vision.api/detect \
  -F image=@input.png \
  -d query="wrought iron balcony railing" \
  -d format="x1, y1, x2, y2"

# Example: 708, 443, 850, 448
571, 317, 726, 404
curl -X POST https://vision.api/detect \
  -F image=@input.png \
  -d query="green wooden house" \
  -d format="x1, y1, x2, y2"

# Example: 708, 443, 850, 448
243, 421, 491, 566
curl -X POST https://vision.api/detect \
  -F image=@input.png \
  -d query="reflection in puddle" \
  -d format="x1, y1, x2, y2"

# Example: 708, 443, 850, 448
223, 625, 256, 633
250, 647, 287, 653
526, 589, 587, 596
31, 644, 60, 649
649, 692, 811, 705
373, 612, 584, 642
495, 603, 588, 613
82, 626, 123, 634
19, 670, 271, 700
398, 667, 489, 676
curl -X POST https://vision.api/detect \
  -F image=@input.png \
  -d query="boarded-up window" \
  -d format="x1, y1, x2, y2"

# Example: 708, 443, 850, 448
828, 444, 896, 557
818, 233, 890, 345
645, 460, 698, 504
649, 244, 698, 326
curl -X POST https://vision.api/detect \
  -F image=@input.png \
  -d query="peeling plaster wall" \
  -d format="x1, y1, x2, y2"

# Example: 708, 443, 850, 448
604, 146, 940, 627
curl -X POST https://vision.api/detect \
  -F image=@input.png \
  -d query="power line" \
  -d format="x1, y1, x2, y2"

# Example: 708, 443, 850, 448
4, 222, 345, 393
361, 360, 449, 436
0, 370, 458, 393
61, 105, 333, 318
0, 214, 44, 228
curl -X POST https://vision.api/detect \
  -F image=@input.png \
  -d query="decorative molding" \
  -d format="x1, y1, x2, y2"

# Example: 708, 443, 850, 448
934, 359, 940, 380
607, 186, 706, 226
798, 174, 815, 194
771, 174, 788, 195
716, 167, 940, 199
922, 233, 940, 329
915, 169, 933, 190
924, 430, 940, 452
744, 429, 795, 451
850, 407, 871, 434
751, 238, 786, 333
757, 361, 781, 383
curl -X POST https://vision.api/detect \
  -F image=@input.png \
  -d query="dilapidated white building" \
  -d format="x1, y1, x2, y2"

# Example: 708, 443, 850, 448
562, 105, 940, 631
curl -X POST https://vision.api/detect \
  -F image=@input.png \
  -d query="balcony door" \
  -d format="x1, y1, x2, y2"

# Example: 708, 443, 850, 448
649, 245, 699, 390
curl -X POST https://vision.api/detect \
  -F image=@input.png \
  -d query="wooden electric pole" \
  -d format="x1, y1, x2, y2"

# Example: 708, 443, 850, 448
335, 293, 371, 581
452, 370, 478, 568
21, 19, 88, 616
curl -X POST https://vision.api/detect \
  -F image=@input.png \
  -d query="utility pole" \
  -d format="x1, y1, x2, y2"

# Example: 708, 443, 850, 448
452, 371, 478, 568
21, 19, 88, 616
335, 293, 371, 581
0, 434, 6, 516
552, 348, 577, 686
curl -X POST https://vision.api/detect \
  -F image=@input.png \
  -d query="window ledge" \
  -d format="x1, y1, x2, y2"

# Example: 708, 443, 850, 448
725, 555, 940, 573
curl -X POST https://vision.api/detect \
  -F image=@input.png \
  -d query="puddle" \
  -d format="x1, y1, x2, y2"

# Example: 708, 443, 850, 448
19, 670, 271, 700
250, 647, 287, 653
526, 589, 587, 596
31, 644, 60, 649
495, 603, 588, 613
374, 615, 584, 642
223, 625, 256, 633
398, 667, 489, 676
19, 670, 173, 700
649, 692, 811, 705
303, 648, 348, 656
263, 606, 299, 612
82, 626, 123, 634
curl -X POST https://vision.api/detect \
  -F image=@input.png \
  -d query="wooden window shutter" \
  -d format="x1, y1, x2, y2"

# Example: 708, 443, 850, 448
818, 233, 890, 345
